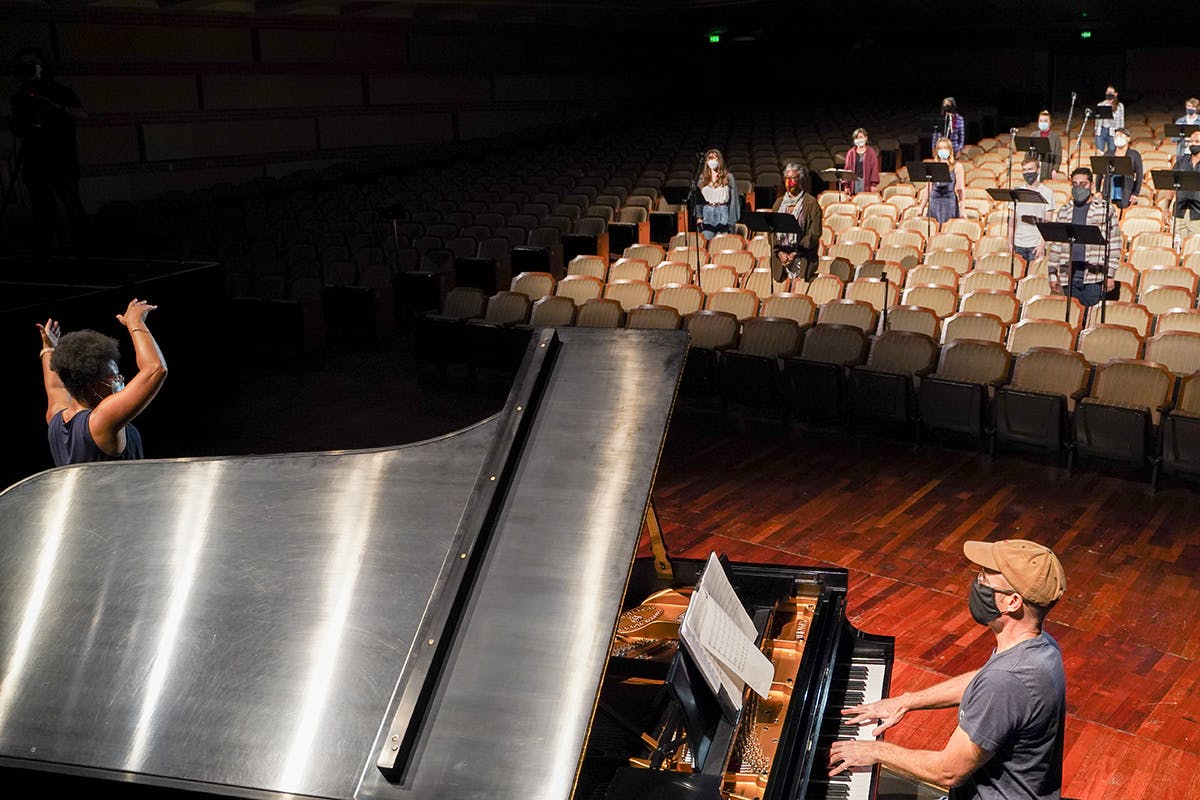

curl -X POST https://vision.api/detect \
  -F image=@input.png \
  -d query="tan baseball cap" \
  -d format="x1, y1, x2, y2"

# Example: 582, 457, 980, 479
964, 539, 1066, 606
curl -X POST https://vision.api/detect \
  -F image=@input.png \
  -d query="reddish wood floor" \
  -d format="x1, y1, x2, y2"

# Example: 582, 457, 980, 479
171, 338, 1200, 798
652, 412, 1200, 799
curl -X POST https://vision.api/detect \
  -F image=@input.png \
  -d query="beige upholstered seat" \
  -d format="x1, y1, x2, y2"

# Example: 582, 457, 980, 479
1008, 318, 1077, 354
626, 304, 682, 330
654, 283, 705, 316
510, 271, 556, 301
1077, 324, 1143, 363
575, 297, 626, 328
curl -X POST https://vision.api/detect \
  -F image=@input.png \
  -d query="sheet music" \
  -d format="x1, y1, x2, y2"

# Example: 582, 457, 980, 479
679, 553, 774, 709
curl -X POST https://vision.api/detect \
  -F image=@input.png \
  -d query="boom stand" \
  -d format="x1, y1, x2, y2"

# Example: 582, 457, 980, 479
1073, 109, 1093, 173
1150, 169, 1200, 250
906, 161, 951, 246
1091, 155, 1134, 323
986, 186, 1049, 276
1036, 221, 1107, 324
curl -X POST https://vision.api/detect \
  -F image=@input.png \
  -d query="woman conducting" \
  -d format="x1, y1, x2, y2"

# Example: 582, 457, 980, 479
38, 298, 168, 466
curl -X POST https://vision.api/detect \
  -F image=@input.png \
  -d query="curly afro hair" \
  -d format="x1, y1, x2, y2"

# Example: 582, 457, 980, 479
51, 330, 120, 401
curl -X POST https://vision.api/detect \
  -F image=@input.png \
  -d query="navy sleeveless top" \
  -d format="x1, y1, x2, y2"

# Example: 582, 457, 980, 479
47, 409, 144, 466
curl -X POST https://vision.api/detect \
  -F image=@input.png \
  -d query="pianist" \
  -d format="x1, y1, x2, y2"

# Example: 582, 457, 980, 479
830, 539, 1067, 800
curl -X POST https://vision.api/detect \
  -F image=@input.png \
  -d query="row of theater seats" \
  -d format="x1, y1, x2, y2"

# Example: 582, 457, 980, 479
413, 279, 1200, 488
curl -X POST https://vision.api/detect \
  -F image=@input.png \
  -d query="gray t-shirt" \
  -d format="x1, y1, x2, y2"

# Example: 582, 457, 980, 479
951, 631, 1065, 800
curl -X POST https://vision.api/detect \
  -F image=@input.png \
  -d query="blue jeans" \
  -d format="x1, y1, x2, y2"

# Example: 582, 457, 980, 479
1070, 269, 1104, 308
1014, 245, 1037, 270
1095, 127, 1114, 155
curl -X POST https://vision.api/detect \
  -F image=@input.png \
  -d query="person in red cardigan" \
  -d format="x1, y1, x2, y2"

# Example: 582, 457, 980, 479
842, 128, 880, 196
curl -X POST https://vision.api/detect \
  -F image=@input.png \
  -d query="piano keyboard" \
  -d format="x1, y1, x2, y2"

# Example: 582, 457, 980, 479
806, 656, 888, 800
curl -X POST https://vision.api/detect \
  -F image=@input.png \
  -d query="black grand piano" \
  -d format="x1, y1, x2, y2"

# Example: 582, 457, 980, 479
0, 327, 909, 800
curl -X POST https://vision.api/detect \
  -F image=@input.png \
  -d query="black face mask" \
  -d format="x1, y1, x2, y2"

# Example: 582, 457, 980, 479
968, 581, 1002, 625
1105, 92, 1116, 100
1023, 172, 1038, 185
1190, 145, 1200, 156
943, 106, 952, 114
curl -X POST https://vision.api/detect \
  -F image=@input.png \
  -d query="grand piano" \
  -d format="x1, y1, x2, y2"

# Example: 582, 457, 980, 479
0, 327, 902, 800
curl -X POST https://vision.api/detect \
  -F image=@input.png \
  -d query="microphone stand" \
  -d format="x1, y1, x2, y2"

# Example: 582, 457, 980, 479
1006, 128, 1018, 189
1064, 91, 1078, 154
687, 152, 705, 281
1074, 109, 1092, 172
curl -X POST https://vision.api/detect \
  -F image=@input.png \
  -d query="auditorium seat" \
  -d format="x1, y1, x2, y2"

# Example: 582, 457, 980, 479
1008, 318, 1077, 354
604, 279, 655, 312
1155, 308, 1200, 334
1077, 324, 1144, 363
992, 347, 1092, 458
1072, 359, 1174, 478
609, 258, 651, 282
527, 295, 576, 327
567, 254, 608, 280
1022, 294, 1085, 330
681, 309, 740, 396
654, 283, 706, 316
575, 297, 626, 328
960, 289, 1019, 325
901, 283, 958, 319
510, 271, 556, 302
761, 293, 818, 329
923, 248, 972, 275
1145, 330, 1200, 376
719, 317, 804, 420
1140, 266, 1199, 295
624, 242, 665, 265
712, 249, 757, 276
1015, 274, 1052, 303
626, 304, 683, 330
555, 274, 604, 306
906, 264, 959, 290
879, 304, 939, 338
465, 291, 533, 374
650, 261, 693, 290
785, 323, 870, 422
848, 330, 939, 438
706, 287, 759, 321
846, 277, 902, 312
942, 312, 1006, 345
1140, 284, 1195, 316
961, 269, 1017, 295
920, 338, 1012, 444
742, 268, 784, 300
699, 264, 740, 293
1160, 371, 1200, 487
413, 286, 488, 369
818, 298, 877, 332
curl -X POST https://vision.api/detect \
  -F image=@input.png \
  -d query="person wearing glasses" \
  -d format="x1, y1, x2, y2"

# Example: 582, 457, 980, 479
829, 539, 1067, 800
37, 298, 168, 466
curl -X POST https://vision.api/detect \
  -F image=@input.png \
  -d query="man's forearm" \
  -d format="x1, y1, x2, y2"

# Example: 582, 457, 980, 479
868, 741, 960, 788
897, 670, 977, 710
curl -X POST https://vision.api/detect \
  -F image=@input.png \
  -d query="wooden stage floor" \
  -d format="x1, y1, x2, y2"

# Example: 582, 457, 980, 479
653, 412, 1200, 799
187, 335, 1200, 798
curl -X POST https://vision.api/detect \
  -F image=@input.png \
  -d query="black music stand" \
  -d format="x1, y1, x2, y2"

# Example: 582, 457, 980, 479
1150, 169, 1200, 247
822, 168, 855, 201
1094, 105, 1114, 121
1165, 123, 1199, 142
1015, 136, 1053, 173
906, 161, 951, 242
743, 210, 805, 282
1036, 221, 1108, 322
987, 187, 1049, 276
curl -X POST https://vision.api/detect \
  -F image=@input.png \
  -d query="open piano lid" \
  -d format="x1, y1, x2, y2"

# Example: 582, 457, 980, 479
0, 327, 688, 800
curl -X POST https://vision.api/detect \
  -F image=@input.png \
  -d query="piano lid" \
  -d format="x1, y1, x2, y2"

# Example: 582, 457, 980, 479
0, 328, 688, 800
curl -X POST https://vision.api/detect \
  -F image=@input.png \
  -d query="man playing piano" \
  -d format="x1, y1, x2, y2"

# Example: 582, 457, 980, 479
829, 539, 1067, 800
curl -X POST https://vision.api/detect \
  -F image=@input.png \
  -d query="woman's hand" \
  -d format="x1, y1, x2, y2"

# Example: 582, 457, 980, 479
116, 298, 157, 329
37, 318, 61, 349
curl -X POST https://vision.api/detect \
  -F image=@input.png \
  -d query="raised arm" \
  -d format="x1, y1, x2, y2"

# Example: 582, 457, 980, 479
37, 318, 70, 424
88, 299, 168, 444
